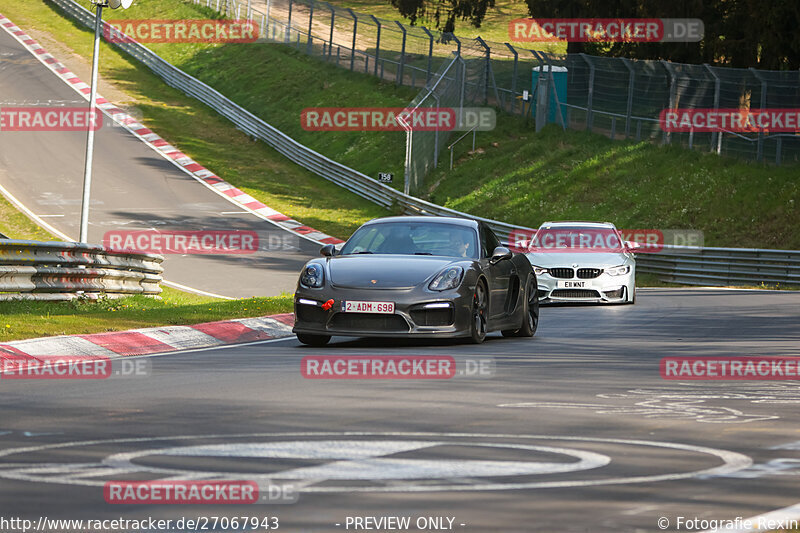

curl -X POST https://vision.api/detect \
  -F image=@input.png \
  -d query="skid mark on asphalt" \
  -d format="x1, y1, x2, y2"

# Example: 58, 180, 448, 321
497, 382, 800, 423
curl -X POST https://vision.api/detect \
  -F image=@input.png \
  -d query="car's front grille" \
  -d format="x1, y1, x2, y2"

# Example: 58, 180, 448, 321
577, 268, 602, 279
296, 304, 328, 323
548, 268, 574, 279
410, 307, 454, 327
330, 313, 409, 332
551, 289, 601, 299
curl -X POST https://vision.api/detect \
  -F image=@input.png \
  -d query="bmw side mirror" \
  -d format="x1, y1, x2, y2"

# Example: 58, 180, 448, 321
320, 244, 336, 257
490, 246, 512, 264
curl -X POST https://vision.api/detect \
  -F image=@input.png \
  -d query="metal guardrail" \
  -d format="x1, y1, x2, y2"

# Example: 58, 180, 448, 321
51, 0, 800, 289
0, 240, 164, 300
636, 245, 800, 287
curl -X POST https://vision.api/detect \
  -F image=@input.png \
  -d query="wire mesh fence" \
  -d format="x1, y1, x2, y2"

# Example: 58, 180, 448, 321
195, 0, 800, 190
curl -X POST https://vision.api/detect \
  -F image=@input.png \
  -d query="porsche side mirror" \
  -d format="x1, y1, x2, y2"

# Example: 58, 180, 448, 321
320, 244, 336, 257
490, 246, 512, 264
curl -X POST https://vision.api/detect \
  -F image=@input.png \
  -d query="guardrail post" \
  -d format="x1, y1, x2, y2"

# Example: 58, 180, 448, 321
395, 21, 406, 86
704, 64, 721, 154
749, 67, 767, 162
579, 53, 594, 132
621, 58, 634, 138
661, 60, 677, 145
371, 15, 381, 77
347, 8, 357, 71
504, 42, 519, 114
422, 26, 434, 84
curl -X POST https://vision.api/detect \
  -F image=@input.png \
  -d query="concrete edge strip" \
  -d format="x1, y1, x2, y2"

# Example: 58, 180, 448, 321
0, 313, 296, 361
0, 13, 344, 249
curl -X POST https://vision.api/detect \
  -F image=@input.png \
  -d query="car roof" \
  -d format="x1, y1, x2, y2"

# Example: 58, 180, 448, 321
363, 216, 479, 229
538, 221, 617, 229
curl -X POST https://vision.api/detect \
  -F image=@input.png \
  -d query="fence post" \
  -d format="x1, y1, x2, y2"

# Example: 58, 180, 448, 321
265, 0, 271, 25
395, 21, 406, 86
306, 0, 314, 54
285, 0, 293, 43
661, 60, 677, 145
327, 2, 335, 61
246, 0, 251, 20
705, 64, 721, 153
750, 67, 767, 162
347, 8, 357, 71
476, 37, 491, 104
621, 58, 634, 138
505, 43, 519, 114
371, 15, 381, 77
422, 26, 434, 84
579, 53, 595, 132
776, 136, 783, 165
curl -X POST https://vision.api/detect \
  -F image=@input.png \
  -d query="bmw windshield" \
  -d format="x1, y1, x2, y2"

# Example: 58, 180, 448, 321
340, 222, 479, 259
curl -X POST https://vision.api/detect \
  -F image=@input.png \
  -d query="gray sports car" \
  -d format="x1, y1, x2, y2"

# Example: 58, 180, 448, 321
292, 216, 539, 346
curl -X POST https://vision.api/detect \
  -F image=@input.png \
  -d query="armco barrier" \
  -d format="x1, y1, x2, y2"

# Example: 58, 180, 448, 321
49, 0, 800, 289
0, 240, 164, 300
635, 246, 800, 287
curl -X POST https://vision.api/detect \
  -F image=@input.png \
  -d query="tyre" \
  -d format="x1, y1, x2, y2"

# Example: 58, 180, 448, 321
502, 277, 538, 337
296, 333, 331, 346
468, 282, 488, 344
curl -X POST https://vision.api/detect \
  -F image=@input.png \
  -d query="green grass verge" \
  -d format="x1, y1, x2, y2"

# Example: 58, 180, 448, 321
0, 289, 293, 342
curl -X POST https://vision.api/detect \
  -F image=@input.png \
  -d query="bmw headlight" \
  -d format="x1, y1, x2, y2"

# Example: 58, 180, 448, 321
300, 263, 324, 288
429, 266, 464, 291
605, 264, 631, 276
532, 266, 548, 276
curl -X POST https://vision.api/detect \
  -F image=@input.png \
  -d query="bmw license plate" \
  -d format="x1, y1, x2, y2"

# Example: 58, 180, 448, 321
557, 280, 587, 289
343, 300, 395, 314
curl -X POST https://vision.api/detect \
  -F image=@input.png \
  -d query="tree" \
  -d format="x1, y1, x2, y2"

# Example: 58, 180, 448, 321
389, 0, 495, 33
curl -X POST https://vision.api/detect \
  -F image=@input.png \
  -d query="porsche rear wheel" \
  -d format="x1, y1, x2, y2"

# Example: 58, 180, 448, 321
296, 333, 331, 346
502, 278, 538, 337
468, 282, 488, 344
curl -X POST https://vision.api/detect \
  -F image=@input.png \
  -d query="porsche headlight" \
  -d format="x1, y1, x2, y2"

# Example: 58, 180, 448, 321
300, 263, 324, 287
429, 266, 464, 291
605, 264, 631, 276
532, 265, 548, 276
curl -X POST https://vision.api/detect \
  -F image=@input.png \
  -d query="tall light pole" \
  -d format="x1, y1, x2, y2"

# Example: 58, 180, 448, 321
79, 0, 132, 243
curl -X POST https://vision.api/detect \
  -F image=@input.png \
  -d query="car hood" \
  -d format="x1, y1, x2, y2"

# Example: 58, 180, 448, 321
329, 255, 460, 289
525, 252, 630, 268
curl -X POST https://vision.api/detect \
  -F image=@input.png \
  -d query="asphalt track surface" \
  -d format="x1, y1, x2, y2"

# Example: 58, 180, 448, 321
1, 288, 800, 532
0, 28, 320, 298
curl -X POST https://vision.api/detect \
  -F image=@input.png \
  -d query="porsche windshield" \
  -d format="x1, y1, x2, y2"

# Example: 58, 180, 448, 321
340, 222, 479, 258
